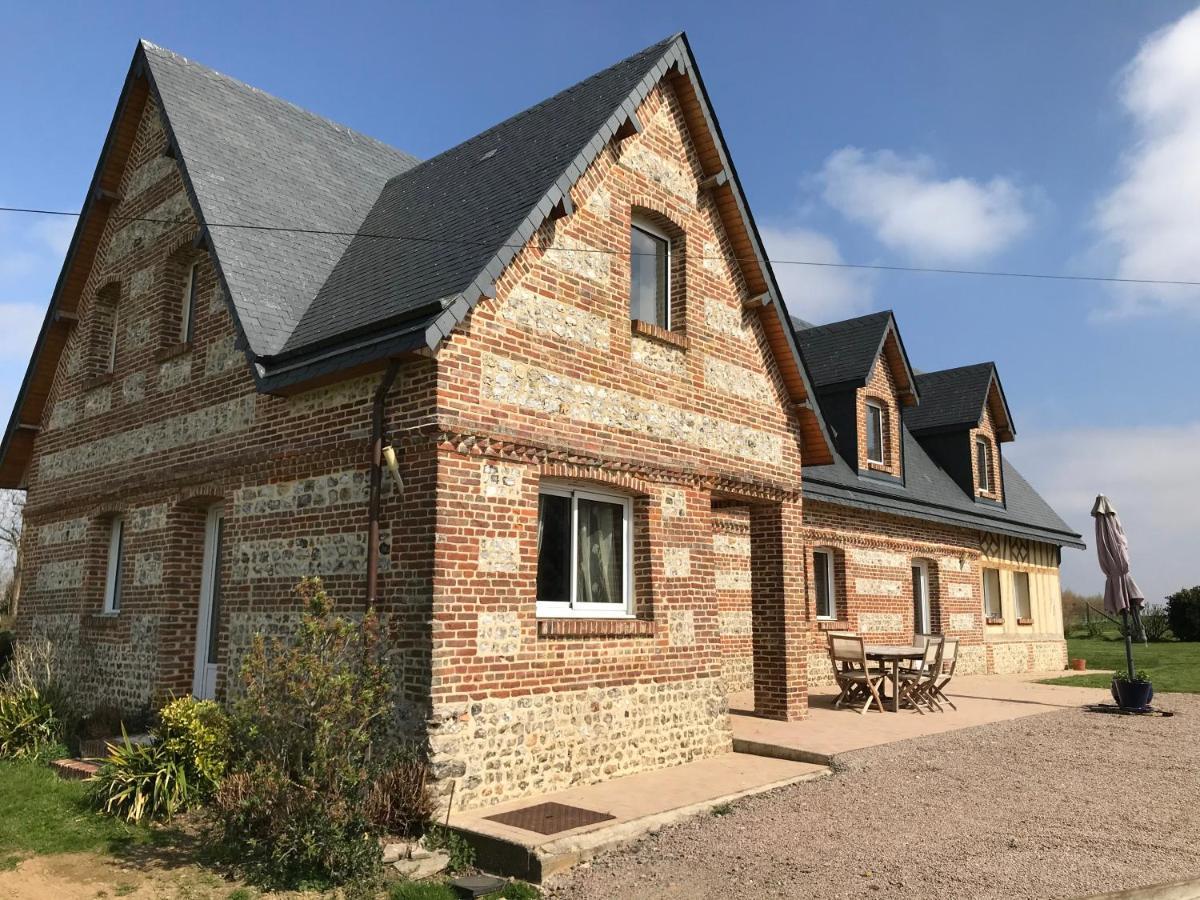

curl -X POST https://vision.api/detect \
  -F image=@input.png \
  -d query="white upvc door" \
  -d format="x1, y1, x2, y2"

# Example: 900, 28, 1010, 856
192, 505, 225, 700
912, 562, 931, 635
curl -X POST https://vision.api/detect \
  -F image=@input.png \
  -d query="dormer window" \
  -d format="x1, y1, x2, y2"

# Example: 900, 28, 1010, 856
180, 261, 199, 343
976, 437, 991, 493
866, 401, 885, 464
630, 215, 670, 329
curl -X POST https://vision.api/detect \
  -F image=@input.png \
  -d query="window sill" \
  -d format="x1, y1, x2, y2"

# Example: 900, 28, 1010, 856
156, 341, 193, 363
865, 461, 892, 472
630, 319, 689, 350
537, 617, 656, 638
81, 373, 115, 391
985, 616, 1004, 626
1017, 617, 1034, 626
816, 619, 851, 631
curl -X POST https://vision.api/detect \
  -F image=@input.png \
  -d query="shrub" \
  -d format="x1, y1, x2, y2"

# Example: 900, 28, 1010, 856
92, 696, 230, 823
422, 824, 476, 873
0, 637, 66, 759
1139, 606, 1172, 642
1166, 587, 1200, 642
209, 578, 397, 889
364, 753, 435, 838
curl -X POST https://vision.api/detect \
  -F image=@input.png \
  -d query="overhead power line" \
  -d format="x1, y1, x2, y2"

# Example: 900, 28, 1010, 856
2, 204, 1199, 289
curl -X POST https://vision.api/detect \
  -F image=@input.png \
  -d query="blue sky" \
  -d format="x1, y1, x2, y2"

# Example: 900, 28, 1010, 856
2, 1, 1198, 600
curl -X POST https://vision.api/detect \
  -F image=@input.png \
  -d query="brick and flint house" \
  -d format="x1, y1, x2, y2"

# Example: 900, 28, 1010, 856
2, 34, 1083, 811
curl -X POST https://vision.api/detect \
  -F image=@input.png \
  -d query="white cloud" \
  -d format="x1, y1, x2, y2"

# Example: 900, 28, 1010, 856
759, 225, 874, 323
1007, 422, 1200, 605
816, 147, 1033, 264
1094, 6, 1200, 317
0, 303, 44, 363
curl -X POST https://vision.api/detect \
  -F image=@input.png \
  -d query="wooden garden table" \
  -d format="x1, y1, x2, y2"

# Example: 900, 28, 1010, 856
865, 644, 925, 712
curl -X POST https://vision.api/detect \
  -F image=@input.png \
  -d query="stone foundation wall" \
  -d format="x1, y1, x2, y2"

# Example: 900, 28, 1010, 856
428, 676, 731, 811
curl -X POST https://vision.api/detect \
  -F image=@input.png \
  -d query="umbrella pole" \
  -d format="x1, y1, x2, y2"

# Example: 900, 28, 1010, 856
1121, 609, 1136, 681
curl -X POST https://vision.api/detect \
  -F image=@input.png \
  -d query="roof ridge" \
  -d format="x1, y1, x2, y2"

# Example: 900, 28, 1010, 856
797, 309, 892, 333
139, 39, 420, 165
376, 33, 680, 188
916, 361, 995, 378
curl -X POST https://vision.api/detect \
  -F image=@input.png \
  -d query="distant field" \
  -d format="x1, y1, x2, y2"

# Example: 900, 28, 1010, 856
1041, 638, 1200, 693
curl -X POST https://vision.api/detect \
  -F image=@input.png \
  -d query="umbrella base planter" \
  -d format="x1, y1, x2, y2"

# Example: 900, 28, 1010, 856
1112, 678, 1154, 711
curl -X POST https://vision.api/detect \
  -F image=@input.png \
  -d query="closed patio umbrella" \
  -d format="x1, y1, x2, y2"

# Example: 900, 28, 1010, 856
1091, 494, 1145, 681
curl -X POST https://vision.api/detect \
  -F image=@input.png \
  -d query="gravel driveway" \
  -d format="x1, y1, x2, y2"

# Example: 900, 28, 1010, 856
547, 694, 1200, 899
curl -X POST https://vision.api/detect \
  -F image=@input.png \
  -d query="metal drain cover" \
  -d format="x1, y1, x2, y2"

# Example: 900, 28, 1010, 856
484, 801, 615, 835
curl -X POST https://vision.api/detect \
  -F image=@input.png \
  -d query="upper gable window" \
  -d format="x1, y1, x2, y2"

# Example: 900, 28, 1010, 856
630, 215, 670, 329
866, 401, 885, 465
180, 261, 199, 343
976, 437, 991, 493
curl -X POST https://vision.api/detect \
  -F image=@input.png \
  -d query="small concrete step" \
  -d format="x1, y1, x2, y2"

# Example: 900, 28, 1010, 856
51, 758, 101, 780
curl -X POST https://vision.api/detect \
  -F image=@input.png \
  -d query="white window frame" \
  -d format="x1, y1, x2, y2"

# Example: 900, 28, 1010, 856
180, 261, 199, 343
813, 547, 836, 620
865, 400, 885, 464
912, 559, 932, 634
102, 515, 125, 614
630, 214, 671, 331
536, 483, 634, 619
106, 306, 119, 374
1013, 570, 1032, 622
976, 437, 991, 493
982, 567, 1003, 619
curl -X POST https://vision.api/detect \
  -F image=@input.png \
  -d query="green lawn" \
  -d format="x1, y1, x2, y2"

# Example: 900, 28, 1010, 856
0, 758, 151, 869
1040, 638, 1200, 693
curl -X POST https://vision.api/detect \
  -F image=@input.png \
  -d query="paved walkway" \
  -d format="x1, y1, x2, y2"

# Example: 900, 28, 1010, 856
730, 671, 1110, 762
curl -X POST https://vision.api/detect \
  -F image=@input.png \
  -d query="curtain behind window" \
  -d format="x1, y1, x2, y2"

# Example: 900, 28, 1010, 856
577, 497, 622, 605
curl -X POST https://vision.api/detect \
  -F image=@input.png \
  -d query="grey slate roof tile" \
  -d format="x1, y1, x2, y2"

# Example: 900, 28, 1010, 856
790, 311, 893, 388
905, 363, 998, 433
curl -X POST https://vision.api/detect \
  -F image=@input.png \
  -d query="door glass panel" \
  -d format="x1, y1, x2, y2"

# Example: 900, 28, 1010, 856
206, 516, 224, 665
912, 565, 926, 633
576, 497, 624, 606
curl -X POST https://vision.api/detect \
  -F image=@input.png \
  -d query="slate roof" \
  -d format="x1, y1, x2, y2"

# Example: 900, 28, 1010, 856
790, 311, 895, 390
791, 318, 1082, 548
143, 42, 422, 358
905, 363, 1013, 435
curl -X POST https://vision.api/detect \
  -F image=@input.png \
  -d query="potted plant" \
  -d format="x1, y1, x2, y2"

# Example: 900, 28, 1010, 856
1111, 668, 1153, 710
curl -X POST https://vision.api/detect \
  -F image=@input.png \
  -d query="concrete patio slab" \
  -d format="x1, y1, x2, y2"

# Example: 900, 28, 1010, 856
730, 672, 1112, 764
449, 751, 830, 881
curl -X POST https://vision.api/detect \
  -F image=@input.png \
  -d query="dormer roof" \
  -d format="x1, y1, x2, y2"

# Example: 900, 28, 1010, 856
907, 363, 1015, 442
791, 311, 918, 405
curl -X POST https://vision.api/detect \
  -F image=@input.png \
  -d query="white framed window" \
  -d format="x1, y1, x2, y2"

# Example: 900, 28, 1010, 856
976, 437, 991, 493
866, 401, 885, 464
982, 567, 1002, 619
103, 515, 125, 614
106, 307, 119, 374
1014, 571, 1032, 621
813, 548, 836, 620
630, 215, 670, 329
536, 484, 633, 618
180, 261, 199, 343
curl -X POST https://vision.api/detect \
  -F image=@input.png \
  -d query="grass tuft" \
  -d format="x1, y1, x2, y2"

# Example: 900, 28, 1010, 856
1040, 638, 1200, 694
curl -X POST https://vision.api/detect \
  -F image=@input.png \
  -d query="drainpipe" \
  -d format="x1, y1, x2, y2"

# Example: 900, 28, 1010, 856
366, 360, 401, 607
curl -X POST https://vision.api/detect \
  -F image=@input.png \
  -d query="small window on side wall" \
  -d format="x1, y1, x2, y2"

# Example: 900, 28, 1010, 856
536, 484, 633, 618
813, 548, 836, 619
180, 261, 199, 343
976, 438, 991, 493
982, 567, 1002, 620
866, 401, 885, 464
630, 216, 670, 329
103, 515, 125, 614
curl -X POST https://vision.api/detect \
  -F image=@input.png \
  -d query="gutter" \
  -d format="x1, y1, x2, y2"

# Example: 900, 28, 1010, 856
366, 360, 402, 606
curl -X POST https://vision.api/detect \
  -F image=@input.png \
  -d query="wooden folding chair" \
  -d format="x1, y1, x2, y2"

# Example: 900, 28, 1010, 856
899, 636, 944, 713
927, 637, 960, 711
827, 632, 887, 714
